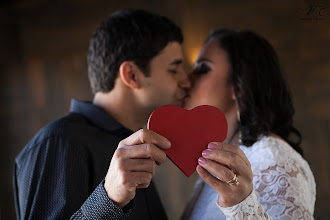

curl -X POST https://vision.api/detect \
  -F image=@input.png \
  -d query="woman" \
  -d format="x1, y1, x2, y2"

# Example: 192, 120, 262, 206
182, 29, 316, 219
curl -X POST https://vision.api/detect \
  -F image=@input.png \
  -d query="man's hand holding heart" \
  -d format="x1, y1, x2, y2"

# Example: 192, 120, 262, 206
104, 129, 171, 208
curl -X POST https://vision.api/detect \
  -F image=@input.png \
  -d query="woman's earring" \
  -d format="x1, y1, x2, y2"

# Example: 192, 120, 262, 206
237, 109, 242, 144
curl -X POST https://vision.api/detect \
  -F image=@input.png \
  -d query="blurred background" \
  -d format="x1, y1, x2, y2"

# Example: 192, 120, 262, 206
1, 0, 329, 219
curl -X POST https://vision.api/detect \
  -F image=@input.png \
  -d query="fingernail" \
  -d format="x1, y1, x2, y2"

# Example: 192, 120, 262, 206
197, 165, 205, 173
198, 157, 207, 164
164, 139, 171, 148
202, 149, 211, 156
208, 142, 218, 149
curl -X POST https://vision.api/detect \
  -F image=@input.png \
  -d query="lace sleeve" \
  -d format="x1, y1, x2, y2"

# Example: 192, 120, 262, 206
252, 163, 315, 219
218, 137, 316, 219
218, 188, 273, 219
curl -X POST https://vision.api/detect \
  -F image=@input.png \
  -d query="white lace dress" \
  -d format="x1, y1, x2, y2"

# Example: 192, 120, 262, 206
184, 136, 316, 219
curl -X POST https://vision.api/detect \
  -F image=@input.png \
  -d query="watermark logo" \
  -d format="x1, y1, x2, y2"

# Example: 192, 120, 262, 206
297, 0, 329, 21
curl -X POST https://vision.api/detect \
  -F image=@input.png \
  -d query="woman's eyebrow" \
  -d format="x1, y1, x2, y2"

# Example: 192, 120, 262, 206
196, 58, 213, 64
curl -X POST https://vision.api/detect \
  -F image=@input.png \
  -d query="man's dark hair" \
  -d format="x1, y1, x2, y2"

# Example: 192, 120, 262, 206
206, 28, 303, 156
87, 9, 183, 94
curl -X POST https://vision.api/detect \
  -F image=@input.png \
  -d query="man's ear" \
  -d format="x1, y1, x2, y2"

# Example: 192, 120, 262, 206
119, 61, 143, 89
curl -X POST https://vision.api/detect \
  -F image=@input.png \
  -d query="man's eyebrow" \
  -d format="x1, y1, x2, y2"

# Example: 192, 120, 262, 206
169, 59, 183, 66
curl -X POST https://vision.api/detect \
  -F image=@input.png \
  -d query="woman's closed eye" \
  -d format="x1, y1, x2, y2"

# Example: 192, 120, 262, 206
194, 63, 210, 75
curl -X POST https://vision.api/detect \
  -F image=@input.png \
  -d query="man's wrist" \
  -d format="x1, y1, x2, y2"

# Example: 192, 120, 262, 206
103, 179, 131, 209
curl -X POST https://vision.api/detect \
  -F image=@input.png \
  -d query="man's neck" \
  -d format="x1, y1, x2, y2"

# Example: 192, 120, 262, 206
93, 91, 148, 132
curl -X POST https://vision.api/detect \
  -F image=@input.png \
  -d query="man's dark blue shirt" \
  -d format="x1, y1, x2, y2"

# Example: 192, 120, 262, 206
13, 99, 167, 219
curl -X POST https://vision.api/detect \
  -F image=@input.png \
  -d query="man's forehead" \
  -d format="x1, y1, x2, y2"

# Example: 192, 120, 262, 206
152, 42, 184, 66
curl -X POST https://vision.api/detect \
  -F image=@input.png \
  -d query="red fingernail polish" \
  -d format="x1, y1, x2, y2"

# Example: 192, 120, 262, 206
198, 157, 207, 164
208, 142, 218, 149
202, 149, 211, 156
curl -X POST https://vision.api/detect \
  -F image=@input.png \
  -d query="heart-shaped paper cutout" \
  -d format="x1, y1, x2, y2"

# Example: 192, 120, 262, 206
147, 105, 228, 177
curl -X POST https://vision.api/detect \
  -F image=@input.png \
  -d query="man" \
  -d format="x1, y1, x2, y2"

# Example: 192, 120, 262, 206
14, 9, 190, 219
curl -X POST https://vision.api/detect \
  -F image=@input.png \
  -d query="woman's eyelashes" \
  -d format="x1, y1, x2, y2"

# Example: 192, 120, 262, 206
194, 63, 210, 75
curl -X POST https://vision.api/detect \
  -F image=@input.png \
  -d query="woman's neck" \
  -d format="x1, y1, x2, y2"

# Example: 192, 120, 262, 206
227, 128, 240, 146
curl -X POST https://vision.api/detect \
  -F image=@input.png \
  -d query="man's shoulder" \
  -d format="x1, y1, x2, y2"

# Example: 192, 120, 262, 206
15, 113, 87, 161
16, 112, 123, 164
30, 112, 91, 143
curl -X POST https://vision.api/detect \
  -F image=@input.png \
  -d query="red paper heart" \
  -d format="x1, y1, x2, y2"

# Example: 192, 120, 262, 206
147, 105, 228, 177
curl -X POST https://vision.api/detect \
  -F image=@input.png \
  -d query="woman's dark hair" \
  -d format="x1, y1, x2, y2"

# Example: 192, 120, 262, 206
88, 9, 183, 94
206, 28, 303, 156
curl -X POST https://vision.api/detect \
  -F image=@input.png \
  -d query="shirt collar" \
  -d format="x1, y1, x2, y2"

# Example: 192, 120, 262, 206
70, 99, 132, 134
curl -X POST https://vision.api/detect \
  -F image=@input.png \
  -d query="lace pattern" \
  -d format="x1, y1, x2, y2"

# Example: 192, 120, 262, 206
219, 136, 316, 219
185, 136, 316, 220
219, 189, 272, 219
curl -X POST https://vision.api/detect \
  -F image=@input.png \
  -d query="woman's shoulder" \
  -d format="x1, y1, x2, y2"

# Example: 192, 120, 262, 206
241, 136, 300, 162
240, 135, 312, 175
240, 135, 315, 190
240, 136, 316, 216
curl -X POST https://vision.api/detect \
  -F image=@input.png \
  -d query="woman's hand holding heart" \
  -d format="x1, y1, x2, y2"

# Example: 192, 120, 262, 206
197, 142, 253, 207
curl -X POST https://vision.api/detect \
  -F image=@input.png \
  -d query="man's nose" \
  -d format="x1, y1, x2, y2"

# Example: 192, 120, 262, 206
179, 71, 192, 89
